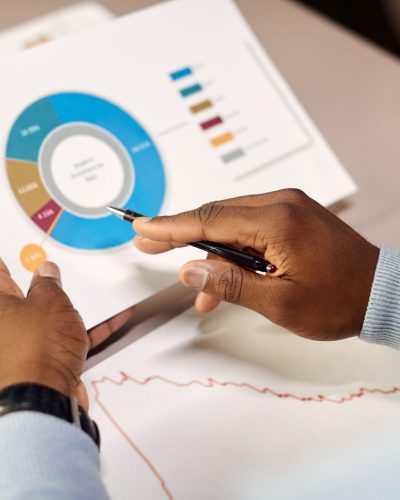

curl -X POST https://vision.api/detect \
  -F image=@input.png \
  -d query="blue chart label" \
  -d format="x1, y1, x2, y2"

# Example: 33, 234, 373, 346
6, 93, 165, 250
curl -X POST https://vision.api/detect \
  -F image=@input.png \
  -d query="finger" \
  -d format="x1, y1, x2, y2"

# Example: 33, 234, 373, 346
134, 189, 312, 250
0, 257, 12, 277
27, 262, 65, 303
0, 257, 24, 299
195, 291, 220, 313
32, 261, 62, 286
133, 235, 186, 254
88, 306, 135, 349
134, 204, 269, 252
212, 190, 292, 208
179, 258, 270, 311
194, 252, 223, 312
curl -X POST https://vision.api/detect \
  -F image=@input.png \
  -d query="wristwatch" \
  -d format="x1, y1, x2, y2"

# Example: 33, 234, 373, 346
0, 383, 100, 448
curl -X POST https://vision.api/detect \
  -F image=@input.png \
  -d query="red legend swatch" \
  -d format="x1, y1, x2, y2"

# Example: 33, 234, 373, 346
200, 116, 223, 130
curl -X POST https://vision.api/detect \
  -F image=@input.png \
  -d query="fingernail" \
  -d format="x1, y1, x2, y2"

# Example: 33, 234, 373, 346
136, 217, 152, 224
134, 235, 152, 243
182, 266, 209, 290
37, 262, 60, 280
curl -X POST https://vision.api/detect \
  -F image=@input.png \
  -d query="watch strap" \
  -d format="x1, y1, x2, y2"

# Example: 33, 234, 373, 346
0, 383, 100, 448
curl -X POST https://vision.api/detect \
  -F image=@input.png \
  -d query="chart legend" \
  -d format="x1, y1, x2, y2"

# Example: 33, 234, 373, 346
170, 64, 246, 165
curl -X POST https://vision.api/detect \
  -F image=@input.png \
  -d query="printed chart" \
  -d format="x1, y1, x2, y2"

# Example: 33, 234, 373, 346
6, 92, 165, 251
0, 0, 357, 328
84, 304, 400, 500
0, 3, 113, 56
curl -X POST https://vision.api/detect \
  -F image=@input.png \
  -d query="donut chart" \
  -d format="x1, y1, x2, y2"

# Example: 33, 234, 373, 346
5, 92, 165, 250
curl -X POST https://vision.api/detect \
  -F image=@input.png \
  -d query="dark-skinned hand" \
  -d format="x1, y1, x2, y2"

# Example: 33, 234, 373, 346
133, 189, 379, 341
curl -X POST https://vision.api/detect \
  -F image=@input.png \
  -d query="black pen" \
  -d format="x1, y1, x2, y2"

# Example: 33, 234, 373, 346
107, 207, 277, 274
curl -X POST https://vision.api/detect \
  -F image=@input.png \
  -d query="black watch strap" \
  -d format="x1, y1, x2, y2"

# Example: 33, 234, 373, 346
0, 383, 100, 448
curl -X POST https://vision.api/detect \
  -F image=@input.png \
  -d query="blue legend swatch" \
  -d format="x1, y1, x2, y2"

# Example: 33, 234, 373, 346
170, 67, 192, 81
180, 83, 202, 98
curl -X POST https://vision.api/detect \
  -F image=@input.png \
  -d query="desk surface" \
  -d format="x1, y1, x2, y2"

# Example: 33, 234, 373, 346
2, 0, 400, 246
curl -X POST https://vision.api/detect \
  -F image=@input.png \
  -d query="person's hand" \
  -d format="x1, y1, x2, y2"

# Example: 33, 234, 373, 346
0, 260, 89, 406
133, 189, 379, 341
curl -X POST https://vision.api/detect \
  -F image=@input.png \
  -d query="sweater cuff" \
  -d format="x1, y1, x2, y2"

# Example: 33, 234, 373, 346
0, 411, 108, 499
360, 245, 400, 349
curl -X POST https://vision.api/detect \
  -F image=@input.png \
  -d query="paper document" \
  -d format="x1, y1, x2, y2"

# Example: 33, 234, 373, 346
0, 0, 356, 327
83, 303, 400, 499
0, 3, 113, 56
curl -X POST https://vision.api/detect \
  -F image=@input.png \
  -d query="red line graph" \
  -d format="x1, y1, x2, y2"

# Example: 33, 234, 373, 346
91, 371, 400, 499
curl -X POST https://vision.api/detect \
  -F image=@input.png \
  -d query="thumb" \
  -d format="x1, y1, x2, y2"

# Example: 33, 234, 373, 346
28, 262, 64, 300
179, 259, 268, 311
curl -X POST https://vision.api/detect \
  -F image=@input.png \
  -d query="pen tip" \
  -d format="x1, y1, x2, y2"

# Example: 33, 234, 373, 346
107, 206, 124, 217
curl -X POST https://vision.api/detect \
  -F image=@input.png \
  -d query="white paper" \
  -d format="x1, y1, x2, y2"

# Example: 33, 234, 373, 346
83, 303, 400, 499
0, 2, 113, 55
0, 0, 356, 328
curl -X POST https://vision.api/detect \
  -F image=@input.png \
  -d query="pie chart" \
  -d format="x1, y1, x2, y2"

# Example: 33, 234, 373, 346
5, 92, 165, 250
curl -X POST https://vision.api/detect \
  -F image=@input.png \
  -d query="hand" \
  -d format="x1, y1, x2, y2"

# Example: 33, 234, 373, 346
133, 189, 379, 341
0, 260, 88, 405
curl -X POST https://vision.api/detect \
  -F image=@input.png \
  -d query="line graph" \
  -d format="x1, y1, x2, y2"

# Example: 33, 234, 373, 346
91, 371, 400, 499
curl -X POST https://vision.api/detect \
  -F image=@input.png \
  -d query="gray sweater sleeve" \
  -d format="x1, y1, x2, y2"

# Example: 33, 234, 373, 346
360, 245, 400, 349
0, 412, 109, 499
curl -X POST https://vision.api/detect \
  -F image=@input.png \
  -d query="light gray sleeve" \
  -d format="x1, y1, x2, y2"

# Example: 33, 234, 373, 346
360, 245, 400, 349
0, 411, 109, 500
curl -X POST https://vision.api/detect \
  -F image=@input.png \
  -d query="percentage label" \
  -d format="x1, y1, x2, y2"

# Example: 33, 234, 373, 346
18, 182, 38, 195
132, 141, 151, 154
20, 125, 41, 138
38, 209, 54, 220
20, 244, 47, 272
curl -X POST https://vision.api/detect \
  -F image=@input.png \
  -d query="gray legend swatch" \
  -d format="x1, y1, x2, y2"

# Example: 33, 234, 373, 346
221, 148, 245, 163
